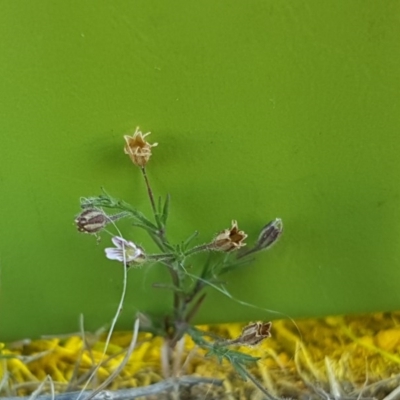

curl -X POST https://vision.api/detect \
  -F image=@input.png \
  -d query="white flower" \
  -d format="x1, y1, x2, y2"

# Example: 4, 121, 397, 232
105, 236, 146, 265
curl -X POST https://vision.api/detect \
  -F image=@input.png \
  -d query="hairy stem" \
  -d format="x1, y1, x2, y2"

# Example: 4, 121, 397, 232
185, 243, 212, 257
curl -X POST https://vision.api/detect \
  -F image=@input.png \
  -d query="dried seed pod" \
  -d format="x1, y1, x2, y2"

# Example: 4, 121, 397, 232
237, 321, 272, 346
211, 220, 248, 252
124, 127, 158, 167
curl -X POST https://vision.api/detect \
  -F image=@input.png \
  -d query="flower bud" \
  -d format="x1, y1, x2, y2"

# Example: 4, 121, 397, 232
124, 127, 158, 167
75, 209, 129, 234
211, 220, 247, 252
75, 209, 108, 234
256, 218, 283, 251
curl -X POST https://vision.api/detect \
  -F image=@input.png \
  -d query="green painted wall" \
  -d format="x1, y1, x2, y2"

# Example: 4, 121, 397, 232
1, 1, 399, 341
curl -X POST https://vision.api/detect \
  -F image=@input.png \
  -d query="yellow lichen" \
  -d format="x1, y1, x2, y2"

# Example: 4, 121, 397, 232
2, 312, 400, 398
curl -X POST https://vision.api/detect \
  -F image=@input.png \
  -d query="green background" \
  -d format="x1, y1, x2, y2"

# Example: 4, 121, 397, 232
1, 1, 399, 341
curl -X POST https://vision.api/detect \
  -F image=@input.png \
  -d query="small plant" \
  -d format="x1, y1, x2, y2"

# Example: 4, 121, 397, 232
74, 127, 283, 394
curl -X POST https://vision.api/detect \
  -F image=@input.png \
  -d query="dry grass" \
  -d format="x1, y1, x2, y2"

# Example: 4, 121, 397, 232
2, 312, 400, 399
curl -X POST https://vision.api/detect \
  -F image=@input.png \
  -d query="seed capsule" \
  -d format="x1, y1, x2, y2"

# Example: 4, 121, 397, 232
124, 127, 158, 167
75, 209, 108, 234
211, 220, 248, 252
256, 218, 283, 251
237, 321, 272, 346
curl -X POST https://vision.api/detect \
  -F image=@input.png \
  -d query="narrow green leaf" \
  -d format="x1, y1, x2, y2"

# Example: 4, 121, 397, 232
182, 231, 199, 251
157, 195, 162, 214
219, 257, 253, 275
199, 254, 213, 280
231, 361, 248, 381
162, 242, 177, 253
161, 193, 171, 225
128, 207, 158, 230
130, 222, 157, 234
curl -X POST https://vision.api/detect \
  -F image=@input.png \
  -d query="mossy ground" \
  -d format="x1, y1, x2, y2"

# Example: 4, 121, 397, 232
2, 312, 400, 399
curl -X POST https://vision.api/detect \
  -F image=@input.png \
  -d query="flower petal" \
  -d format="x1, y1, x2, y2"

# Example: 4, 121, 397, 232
105, 248, 125, 262
106, 236, 146, 264
111, 236, 128, 249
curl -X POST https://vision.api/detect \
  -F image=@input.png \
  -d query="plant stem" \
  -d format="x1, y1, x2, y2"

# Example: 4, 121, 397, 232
184, 293, 206, 324
164, 263, 182, 323
147, 231, 167, 253
185, 243, 212, 256
237, 365, 279, 400
139, 167, 180, 344
140, 166, 158, 222
237, 246, 260, 259
147, 253, 175, 261
139, 166, 200, 350
107, 211, 130, 221
140, 166, 169, 247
